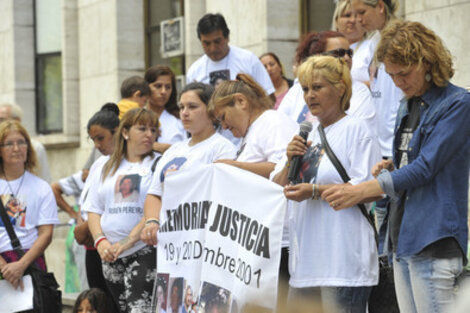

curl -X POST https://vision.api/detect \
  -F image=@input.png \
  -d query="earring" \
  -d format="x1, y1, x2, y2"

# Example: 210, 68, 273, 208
123, 136, 129, 140
425, 73, 432, 82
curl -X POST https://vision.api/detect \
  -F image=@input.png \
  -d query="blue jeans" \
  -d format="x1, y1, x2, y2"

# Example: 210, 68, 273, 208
288, 285, 372, 313
393, 254, 462, 313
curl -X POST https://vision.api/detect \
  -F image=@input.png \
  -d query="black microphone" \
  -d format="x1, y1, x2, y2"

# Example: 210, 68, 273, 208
288, 121, 313, 183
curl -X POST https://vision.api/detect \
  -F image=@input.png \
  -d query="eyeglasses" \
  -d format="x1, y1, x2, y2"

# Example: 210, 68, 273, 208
0, 140, 28, 149
322, 48, 353, 58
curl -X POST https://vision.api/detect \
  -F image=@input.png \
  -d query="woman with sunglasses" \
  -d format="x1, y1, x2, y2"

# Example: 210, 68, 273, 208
85, 108, 160, 313
279, 31, 377, 133
0, 121, 59, 290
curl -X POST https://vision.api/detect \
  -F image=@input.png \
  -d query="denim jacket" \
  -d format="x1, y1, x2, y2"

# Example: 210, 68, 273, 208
378, 82, 470, 259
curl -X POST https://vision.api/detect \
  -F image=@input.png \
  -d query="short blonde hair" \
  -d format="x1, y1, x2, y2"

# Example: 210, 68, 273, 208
297, 55, 352, 112
376, 20, 454, 87
332, 0, 351, 31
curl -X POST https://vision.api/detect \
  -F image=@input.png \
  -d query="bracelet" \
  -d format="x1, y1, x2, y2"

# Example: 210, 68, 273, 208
285, 161, 290, 169
94, 236, 107, 248
311, 184, 320, 200
145, 218, 160, 226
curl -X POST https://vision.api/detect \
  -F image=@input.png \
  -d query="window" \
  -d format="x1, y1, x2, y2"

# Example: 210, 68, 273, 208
144, 0, 185, 76
300, 0, 336, 35
34, 0, 63, 134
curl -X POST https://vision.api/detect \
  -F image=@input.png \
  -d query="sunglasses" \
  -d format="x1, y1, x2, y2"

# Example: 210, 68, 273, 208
322, 48, 353, 58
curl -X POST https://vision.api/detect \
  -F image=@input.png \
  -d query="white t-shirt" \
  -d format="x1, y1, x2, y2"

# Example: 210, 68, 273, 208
349, 80, 378, 136
159, 109, 187, 145
236, 110, 298, 248
59, 170, 84, 203
350, 38, 376, 83
186, 45, 275, 95
80, 155, 110, 220
271, 115, 381, 287
237, 110, 298, 163
371, 63, 403, 157
366, 31, 403, 157
84, 154, 160, 258
0, 171, 59, 253
148, 132, 236, 197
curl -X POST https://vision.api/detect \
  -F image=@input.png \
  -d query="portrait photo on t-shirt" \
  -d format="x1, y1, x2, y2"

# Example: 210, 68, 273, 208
209, 70, 230, 88
114, 174, 141, 203
0, 193, 26, 227
295, 143, 324, 185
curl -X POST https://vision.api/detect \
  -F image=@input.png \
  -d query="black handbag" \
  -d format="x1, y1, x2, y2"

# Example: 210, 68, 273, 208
0, 198, 62, 313
318, 125, 399, 313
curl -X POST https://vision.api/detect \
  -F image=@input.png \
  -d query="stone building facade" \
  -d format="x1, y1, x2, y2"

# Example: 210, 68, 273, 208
0, 0, 469, 290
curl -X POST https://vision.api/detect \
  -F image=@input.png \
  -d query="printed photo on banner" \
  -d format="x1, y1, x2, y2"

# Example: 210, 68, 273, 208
199, 281, 231, 313
167, 277, 184, 313
0, 194, 26, 227
114, 174, 141, 203
154, 273, 170, 313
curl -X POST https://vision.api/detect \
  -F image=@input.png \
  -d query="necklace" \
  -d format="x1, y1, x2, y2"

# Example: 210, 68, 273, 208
3, 170, 25, 197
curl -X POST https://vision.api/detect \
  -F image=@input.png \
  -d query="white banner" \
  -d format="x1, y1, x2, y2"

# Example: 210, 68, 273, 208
154, 163, 286, 313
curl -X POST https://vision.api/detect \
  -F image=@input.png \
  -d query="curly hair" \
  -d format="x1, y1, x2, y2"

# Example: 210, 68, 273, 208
376, 20, 454, 87
297, 55, 352, 112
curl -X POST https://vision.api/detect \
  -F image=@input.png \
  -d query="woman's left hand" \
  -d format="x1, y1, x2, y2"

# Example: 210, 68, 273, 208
1, 261, 27, 290
322, 184, 362, 210
109, 238, 132, 260
284, 183, 313, 202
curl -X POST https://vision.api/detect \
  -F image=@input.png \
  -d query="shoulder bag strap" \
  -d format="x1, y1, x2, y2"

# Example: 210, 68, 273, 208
151, 155, 162, 173
317, 125, 379, 247
0, 198, 25, 255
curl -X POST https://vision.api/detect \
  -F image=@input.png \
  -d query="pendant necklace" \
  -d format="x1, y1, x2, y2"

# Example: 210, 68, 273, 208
3, 170, 25, 198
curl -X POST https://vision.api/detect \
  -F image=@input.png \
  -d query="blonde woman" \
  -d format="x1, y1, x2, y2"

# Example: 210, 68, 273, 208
273, 56, 381, 312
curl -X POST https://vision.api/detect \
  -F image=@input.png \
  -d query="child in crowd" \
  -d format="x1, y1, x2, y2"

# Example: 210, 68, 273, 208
117, 76, 151, 119
72, 288, 115, 313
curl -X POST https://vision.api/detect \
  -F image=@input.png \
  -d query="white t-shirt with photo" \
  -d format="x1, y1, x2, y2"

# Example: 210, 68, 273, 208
84, 154, 160, 258
0, 171, 59, 253
159, 109, 187, 145
148, 132, 236, 197
186, 45, 275, 95
271, 115, 381, 288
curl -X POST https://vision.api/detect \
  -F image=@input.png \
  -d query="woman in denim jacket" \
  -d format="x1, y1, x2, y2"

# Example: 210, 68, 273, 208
323, 20, 470, 313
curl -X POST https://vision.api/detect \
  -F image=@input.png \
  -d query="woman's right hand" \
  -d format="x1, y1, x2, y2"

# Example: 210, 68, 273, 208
286, 135, 310, 162
141, 223, 159, 246
96, 239, 114, 262
372, 159, 394, 177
